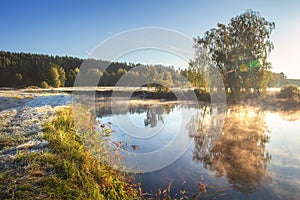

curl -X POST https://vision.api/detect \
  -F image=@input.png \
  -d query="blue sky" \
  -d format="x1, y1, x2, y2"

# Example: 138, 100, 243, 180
1, 0, 300, 78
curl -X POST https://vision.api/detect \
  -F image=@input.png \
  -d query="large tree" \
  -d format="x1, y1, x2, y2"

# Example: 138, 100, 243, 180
192, 10, 275, 97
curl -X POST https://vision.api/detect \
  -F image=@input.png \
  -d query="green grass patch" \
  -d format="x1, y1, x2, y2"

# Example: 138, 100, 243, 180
0, 135, 18, 150
0, 107, 139, 199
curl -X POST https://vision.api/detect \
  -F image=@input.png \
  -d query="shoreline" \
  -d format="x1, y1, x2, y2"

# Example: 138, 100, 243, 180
0, 88, 299, 199
1, 88, 299, 111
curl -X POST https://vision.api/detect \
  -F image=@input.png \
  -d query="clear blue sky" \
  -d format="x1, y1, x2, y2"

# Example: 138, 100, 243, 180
1, 0, 300, 78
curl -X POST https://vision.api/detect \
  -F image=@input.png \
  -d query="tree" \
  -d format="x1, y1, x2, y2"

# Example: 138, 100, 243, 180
48, 66, 60, 88
99, 70, 111, 86
57, 66, 66, 87
116, 68, 127, 82
43, 63, 64, 88
15, 73, 23, 86
268, 72, 287, 87
192, 10, 275, 97
66, 69, 77, 87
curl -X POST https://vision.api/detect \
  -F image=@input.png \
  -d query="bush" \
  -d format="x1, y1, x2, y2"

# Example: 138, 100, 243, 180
40, 81, 49, 89
228, 91, 247, 103
277, 84, 300, 99
24, 85, 40, 89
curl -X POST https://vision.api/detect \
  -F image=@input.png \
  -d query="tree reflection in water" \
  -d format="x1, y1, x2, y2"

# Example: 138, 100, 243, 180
188, 106, 271, 192
278, 110, 300, 122
144, 105, 164, 127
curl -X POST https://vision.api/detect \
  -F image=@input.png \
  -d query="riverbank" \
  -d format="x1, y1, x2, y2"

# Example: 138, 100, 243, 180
0, 91, 72, 197
0, 91, 140, 199
0, 108, 140, 199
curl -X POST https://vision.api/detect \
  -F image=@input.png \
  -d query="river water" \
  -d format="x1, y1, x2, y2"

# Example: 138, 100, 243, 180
96, 100, 300, 199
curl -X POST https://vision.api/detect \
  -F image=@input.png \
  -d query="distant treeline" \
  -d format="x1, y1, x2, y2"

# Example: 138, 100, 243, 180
0, 50, 295, 89
286, 79, 300, 87
0, 51, 82, 87
0, 50, 190, 88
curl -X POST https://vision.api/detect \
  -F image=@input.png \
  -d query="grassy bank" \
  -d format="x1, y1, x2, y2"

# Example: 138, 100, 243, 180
0, 108, 139, 199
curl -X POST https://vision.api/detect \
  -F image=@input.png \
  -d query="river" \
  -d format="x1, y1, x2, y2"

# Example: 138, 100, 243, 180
95, 100, 300, 199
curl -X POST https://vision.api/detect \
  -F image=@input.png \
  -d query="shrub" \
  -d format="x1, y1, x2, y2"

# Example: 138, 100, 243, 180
277, 84, 300, 99
25, 85, 40, 89
228, 91, 247, 103
40, 81, 49, 89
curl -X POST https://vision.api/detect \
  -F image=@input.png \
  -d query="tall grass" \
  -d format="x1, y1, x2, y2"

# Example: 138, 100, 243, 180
0, 107, 139, 199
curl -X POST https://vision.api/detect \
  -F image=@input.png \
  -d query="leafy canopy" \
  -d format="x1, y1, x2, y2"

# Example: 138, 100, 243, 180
191, 10, 275, 95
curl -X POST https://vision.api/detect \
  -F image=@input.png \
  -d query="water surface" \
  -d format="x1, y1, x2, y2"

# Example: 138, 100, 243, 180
96, 100, 300, 199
